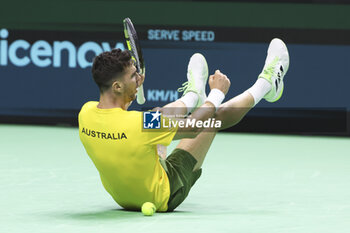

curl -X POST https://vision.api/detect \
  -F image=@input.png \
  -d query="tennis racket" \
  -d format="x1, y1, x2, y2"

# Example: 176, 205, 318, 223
123, 17, 146, 105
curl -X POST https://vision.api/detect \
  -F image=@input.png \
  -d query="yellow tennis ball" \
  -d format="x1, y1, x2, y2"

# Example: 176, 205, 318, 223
141, 202, 156, 216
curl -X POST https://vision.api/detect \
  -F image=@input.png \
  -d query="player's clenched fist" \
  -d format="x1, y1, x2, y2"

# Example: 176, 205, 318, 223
208, 70, 231, 95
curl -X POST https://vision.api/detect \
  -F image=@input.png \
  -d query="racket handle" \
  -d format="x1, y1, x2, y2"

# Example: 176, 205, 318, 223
137, 84, 146, 105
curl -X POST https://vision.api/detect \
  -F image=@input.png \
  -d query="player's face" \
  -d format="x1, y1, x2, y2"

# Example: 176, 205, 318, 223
121, 65, 140, 102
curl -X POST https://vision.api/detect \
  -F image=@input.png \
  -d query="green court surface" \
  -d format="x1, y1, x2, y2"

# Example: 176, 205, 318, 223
1, 124, 349, 233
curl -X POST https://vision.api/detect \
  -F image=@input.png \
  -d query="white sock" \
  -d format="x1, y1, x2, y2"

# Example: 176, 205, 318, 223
179, 92, 198, 114
247, 78, 272, 106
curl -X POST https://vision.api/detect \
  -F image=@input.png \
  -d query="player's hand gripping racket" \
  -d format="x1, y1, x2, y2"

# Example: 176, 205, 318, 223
123, 18, 146, 105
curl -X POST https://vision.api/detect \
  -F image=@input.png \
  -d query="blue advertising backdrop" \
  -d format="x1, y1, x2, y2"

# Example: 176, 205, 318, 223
0, 28, 348, 133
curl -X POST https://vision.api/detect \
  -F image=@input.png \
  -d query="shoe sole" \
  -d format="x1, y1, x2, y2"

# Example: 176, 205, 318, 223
269, 81, 284, 103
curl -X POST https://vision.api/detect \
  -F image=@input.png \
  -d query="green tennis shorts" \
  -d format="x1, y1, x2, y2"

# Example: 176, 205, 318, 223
159, 148, 202, 211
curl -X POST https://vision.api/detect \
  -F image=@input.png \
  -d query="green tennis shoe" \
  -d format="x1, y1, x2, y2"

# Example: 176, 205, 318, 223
178, 53, 208, 108
259, 38, 290, 102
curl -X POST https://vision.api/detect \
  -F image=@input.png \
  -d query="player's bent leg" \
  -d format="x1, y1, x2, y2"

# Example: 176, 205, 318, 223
159, 38, 290, 211
167, 38, 290, 170
160, 148, 203, 211
171, 93, 254, 169
176, 129, 216, 171
160, 130, 215, 211
172, 92, 253, 172
161, 87, 259, 211
162, 90, 272, 211
160, 100, 188, 117
215, 91, 255, 130
216, 38, 290, 130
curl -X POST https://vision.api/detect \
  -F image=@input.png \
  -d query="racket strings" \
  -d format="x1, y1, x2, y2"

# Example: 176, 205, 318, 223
126, 27, 141, 72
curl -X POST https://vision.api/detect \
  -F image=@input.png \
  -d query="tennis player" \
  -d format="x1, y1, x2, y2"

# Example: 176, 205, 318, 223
78, 38, 289, 212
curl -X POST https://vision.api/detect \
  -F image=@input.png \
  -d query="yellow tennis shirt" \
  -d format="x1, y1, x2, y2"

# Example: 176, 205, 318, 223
78, 101, 177, 211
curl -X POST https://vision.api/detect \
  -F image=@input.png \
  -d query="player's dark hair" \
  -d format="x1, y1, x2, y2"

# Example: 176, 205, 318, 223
92, 48, 132, 93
